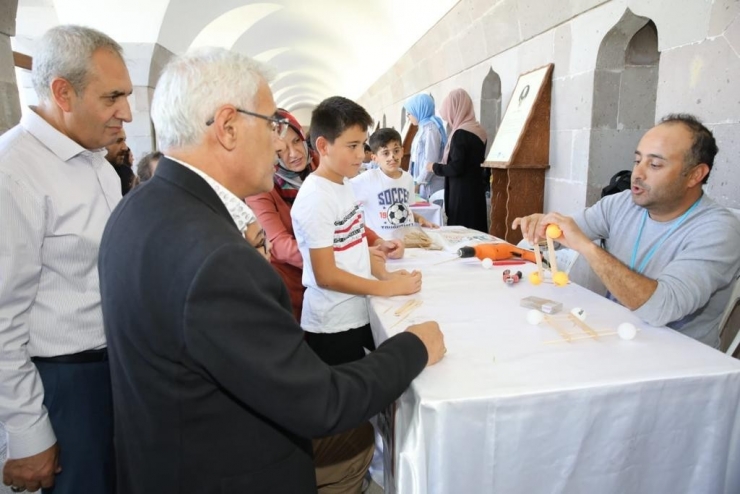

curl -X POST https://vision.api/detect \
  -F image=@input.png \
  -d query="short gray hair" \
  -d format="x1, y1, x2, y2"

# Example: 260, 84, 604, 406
151, 47, 274, 151
32, 25, 124, 101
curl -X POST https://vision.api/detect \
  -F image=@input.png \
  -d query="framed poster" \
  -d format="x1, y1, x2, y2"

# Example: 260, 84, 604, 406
485, 64, 554, 166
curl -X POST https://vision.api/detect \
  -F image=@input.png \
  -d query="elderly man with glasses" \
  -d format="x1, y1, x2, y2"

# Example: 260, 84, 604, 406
97, 47, 445, 494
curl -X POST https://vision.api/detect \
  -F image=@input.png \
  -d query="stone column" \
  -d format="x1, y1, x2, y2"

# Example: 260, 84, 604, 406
120, 42, 175, 167
0, 0, 20, 135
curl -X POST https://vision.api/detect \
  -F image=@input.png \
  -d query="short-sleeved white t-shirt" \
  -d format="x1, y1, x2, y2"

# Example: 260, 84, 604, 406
350, 168, 415, 239
291, 174, 371, 333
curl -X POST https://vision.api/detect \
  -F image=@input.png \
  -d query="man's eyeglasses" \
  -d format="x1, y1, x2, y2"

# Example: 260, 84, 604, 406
206, 108, 289, 139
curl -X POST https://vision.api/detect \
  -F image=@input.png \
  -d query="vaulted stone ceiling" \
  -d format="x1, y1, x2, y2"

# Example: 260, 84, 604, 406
13, 0, 459, 117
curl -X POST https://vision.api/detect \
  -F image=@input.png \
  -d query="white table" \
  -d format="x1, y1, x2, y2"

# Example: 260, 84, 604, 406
369, 249, 740, 494
410, 202, 443, 226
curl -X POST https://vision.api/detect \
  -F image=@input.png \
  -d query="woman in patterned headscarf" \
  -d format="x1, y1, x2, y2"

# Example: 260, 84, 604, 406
425, 88, 488, 232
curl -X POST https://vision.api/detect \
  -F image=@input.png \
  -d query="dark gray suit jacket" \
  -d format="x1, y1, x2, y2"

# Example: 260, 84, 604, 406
99, 158, 428, 493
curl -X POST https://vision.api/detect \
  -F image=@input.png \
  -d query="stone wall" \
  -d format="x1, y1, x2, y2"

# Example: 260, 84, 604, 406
357, 0, 740, 212
0, 0, 20, 135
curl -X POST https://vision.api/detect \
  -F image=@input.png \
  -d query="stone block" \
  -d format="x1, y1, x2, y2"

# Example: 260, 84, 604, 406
0, 35, 15, 85
543, 178, 588, 215
481, 0, 521, 57
459, 22, 488, 70
0, 0, 18, 37
121, 43, 154, 87
469, 0, 496, 21
709, 0, 740, 36
0, 80, 20, 134
551, 71, 595, 131
725, 15, 740, 60
553, 23, 573, 80
656, 37, 740, 124
518, 30, 555, 75
149, 43, 175, 87
442, 40, 464, 79
132, 86, 152, 113
617, 65, 658, 130
705, 123, 740, 210
590, 69, 621, 129
548, 130, 575, 180
127, 112, 154, 138
446, 1, 473, 35
518, 0, 609, 42
587, 128, 644, 204
628, 0, 712, 51
571, 129, 591, 183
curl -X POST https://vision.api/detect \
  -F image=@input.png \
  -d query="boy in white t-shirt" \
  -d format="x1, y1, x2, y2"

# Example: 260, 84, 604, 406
291, 97, 422, 365
351, 128, 438, 237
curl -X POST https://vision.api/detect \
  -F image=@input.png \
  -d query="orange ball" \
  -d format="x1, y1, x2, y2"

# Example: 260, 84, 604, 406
553, 271, 569, 286
529, 272, 542, 285
546, 224, 562, 239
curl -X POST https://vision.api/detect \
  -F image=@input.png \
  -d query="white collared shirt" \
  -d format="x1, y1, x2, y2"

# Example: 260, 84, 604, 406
0, 108, 121, 459
167, 157, 255, 233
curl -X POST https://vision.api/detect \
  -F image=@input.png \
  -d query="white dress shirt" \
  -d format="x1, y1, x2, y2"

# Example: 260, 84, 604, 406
0, 109, 121, 459
168, 156, 255, 232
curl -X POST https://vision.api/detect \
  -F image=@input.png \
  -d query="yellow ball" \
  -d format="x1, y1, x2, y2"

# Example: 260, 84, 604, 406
546, 224, 562, 239
529, 272, 542, 285
553, 271, 569, 286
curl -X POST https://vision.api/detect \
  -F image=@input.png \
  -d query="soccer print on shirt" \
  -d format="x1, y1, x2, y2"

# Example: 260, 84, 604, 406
333, 204, 367, 252
378, 187, 412, 229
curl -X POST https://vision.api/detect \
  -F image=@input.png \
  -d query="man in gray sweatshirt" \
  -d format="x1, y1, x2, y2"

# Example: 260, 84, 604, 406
513, 114, 740, 348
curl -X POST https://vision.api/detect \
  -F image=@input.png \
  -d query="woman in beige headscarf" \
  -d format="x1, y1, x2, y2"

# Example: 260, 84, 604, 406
425, 88, 488, 232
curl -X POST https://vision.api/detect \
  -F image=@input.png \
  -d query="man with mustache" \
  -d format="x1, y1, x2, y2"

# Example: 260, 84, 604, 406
0, 25, 132, 493
513, 114, 740, 349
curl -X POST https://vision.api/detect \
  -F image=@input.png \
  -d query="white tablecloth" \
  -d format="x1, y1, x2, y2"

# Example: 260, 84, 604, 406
369, 249, 740, 494
410, 203, 443, 226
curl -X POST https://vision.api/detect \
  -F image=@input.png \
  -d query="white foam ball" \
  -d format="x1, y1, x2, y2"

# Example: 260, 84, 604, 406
526, 309, 545, 325
481, 258, 493, 269
570, 307, 587, 321
617, 322, 637, 340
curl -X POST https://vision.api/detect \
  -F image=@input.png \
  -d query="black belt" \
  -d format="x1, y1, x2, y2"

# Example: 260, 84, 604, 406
32, 348, 108, 364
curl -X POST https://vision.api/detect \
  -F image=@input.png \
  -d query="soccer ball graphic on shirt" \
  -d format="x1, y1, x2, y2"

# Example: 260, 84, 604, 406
387, 202, 410, 226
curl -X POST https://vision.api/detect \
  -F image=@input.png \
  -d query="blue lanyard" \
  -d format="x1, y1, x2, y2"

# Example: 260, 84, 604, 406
629, 198, 701, 274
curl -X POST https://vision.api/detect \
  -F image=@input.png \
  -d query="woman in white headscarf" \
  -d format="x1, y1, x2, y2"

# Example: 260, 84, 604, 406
404, 93, 447, 199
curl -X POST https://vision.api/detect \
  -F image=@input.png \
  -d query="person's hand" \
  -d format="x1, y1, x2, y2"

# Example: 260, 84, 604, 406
3, 443, 61, 493
405, 321, 445, 366
416, 216, 439, 229
425, 162, 434, 172
385, 270, 422, 296
511, 213, 545, 244
539, 212, 592, 253
375, 239, 404, 259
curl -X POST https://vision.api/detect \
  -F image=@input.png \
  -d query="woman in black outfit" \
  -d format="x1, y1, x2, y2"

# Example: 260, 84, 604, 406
425, 88, 489, 232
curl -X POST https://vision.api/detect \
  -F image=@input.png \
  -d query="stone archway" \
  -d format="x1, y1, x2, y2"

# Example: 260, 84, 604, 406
480, 67, 502, 157
588, 9, 659, 205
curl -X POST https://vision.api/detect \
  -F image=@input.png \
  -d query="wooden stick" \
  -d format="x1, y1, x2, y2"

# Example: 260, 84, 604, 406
568, 314, 599, 338
543, 331, 619, 344
544, 315, 571, 342
533, 242, 544, 278
432, 256, 460, 266
546, 236, 559, 274
394, 300, 416, 317
389, 301, 423, 330
395, 300, 422, 318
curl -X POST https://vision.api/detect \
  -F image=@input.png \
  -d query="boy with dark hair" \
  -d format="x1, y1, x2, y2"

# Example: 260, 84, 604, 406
352, 128, 437, 236
292, 97, 422, 365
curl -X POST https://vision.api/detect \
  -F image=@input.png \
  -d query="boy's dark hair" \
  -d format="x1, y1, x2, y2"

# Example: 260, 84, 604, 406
310, 96, 373, 150
368, 128, 402, 154
364, 143, 371, 153
659, 113, 718, 184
